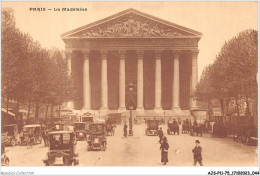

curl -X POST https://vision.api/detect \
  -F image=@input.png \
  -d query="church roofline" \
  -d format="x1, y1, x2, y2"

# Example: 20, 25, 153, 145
61, 8, 202, 39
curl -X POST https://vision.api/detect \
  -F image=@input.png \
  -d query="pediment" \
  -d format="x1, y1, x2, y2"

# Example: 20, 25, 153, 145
62, 8, 202, 39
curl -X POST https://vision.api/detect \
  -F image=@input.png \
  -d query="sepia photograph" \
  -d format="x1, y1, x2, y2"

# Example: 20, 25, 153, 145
0, 0, 258, 174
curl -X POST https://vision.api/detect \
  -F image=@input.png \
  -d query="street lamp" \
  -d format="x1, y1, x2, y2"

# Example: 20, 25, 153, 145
127, 83, 135, 136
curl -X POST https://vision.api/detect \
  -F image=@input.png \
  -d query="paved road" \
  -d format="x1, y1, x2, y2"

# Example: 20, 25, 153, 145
5, 124, 258, 166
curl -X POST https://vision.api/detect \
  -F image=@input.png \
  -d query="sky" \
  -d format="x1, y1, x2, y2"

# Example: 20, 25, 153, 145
2, 1, 258, 78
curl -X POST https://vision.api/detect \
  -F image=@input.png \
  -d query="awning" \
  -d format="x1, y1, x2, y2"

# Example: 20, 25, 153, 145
1, 108, 15, 117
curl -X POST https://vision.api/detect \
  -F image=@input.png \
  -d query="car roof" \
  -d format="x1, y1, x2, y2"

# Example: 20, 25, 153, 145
74, 122, 85, 124
24, 124, 41, 128
4, 124, 17, 127
48, 131, 74, 134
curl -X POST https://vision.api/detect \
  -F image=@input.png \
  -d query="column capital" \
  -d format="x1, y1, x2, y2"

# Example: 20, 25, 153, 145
100, 50, 108, 60
136, 50, 144, 59
172, 50, 182, 59
82, 50, 90, 58
155, 50, 163, 59
118, 50, 126, 59
191, 49, 199, 57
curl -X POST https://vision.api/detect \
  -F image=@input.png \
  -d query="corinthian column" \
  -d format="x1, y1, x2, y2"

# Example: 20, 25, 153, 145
136, 50, 144, 111
118, 50, 126, 111
82, 50, 91, 110
100, 50, 108, 110
154, 50, 162, 111
191, 50, 199, 110
172, 50, 181, 110
66, 50, 73, 109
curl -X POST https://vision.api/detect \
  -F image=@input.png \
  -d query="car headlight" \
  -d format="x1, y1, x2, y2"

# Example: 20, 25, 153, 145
79, 132, 83, 136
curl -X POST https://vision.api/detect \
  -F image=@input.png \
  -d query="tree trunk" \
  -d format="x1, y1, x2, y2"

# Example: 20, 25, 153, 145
219, 98, 224, 115
58, 105, 61, 118
4, 94, 10, 127
50, 104, 54, 122
27, 95, 31, 121
35, 100, 39, 122
45, 103, 49, 124
207, 99, 211, 122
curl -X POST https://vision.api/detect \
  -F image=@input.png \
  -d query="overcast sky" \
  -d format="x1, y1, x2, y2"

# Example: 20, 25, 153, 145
2, 1, 258, 78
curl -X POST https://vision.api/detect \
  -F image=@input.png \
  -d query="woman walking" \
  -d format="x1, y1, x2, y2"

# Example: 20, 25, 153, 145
160, 136, 169, 165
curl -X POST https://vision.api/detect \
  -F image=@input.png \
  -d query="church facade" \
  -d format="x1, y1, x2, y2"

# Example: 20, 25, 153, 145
61, 8, 202, 116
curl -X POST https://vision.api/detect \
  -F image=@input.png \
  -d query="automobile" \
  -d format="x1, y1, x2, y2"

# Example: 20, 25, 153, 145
20, 124, 42, 145
145, 119, 159, 136
3, 124, 20, 146
182, 123, 191, 134
245, 129, 258, 146
81, 116, 94, 134
105, 119, 116, 136
167, 119, 179, 135
74, 122, 87, 140
52, 122, 67, 131
1, 133, 10, 166
87, 124, 107, 151
43, 131, 79, 166
190, 125, 203, 136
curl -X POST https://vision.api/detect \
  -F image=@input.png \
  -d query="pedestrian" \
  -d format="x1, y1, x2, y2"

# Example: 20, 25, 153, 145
192, 140, 203, 166
123, 124, 128, 137
160, 137, 169, 165
158, 127, 164, 143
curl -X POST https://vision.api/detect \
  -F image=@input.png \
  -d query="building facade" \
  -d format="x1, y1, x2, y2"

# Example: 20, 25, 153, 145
61, 8, 202, 116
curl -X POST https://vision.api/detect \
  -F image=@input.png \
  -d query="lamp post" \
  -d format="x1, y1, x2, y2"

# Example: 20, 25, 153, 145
127, 83, 135, 136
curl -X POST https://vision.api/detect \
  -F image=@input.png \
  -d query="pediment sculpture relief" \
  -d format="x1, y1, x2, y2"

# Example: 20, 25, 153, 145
80, 16, 184, 37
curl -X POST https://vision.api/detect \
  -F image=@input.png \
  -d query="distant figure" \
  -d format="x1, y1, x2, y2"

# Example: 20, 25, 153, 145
123, 124, 128, 137
194, 120, 198, 126
158, 127, 164, 144
192, 140, 203, 166
173, 119, 178, 125
160, 137, 169, 165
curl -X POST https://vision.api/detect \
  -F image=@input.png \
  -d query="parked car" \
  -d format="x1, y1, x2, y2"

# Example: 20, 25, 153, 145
20, 124, 42, 145
145, 119, 159, 136
167, 119, 179, 135
3, 124, 20, 146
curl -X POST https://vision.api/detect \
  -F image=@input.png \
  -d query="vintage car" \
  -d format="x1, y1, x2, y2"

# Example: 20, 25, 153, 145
87, 124, 107, 151
52, 122, 67, 131
74, 122, 87, 140
105, 118, 116, 136
245, 129, 258, 146
3, 124, 20, 146
145, 119, 159, 136
20, 124, 42, 145
190, 125, 203, 136
81, 116, 94, 134
167, 119, 179, 135
43, 131, 79, 166
212, 122, 227, 137
233, 124, 258, 146
182, 122, 191, 134
1, 133, 10, 166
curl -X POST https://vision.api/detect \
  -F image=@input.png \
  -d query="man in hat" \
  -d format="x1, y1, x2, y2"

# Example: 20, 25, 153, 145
192, 140, 203, 166
158, 127, 164, 143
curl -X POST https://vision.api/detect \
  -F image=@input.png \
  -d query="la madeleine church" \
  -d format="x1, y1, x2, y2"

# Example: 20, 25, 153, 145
61, 8, 202, 118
